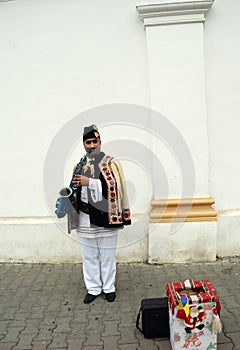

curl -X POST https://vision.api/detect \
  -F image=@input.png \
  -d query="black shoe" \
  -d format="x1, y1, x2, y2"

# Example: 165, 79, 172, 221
83, 293, 97, 304
105, 292, 116, 302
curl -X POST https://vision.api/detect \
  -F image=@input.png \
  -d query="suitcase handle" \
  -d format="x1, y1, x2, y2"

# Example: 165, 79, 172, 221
136, 306, 143, 333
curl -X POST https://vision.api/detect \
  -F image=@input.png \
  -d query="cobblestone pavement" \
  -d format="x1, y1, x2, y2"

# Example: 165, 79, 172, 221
0, 258, 239, 350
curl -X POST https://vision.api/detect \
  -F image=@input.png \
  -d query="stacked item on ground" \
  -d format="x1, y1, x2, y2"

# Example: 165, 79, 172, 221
166, 279, 222, 350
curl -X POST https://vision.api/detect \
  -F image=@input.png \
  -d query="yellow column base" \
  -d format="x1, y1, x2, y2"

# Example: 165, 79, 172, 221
149, 197, 217, 223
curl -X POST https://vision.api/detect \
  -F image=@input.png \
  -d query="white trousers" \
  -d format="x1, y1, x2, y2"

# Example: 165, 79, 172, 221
79, 234, 118, 295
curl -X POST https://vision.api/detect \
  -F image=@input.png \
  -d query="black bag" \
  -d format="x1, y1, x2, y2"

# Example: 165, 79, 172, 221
136, 297, 170, 339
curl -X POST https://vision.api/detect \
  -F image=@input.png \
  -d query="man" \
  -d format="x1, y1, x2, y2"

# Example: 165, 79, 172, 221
69, 125, 131, 304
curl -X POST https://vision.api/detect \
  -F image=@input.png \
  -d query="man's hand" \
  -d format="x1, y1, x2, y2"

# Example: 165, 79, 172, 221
73, 175, 89, 187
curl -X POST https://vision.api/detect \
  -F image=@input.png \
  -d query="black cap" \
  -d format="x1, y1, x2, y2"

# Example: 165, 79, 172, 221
83, 125, 101, 142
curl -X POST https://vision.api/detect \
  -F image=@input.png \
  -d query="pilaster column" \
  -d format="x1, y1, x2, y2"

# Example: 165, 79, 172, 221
136, 0, 217, 263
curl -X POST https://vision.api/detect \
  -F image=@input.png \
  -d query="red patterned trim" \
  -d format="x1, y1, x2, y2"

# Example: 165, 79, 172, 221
166, 279, 221, 315
99, 155, 123, 225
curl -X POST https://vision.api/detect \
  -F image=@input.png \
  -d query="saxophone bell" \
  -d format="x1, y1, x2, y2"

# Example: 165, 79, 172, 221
55, 188, 73, 219
59, 187, 73, 198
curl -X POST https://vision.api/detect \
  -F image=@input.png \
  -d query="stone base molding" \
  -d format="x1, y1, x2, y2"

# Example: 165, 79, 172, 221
150, 197, 217, 222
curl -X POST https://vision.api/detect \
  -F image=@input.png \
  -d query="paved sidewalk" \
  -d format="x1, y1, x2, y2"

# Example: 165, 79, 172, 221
0, 258, 239, 350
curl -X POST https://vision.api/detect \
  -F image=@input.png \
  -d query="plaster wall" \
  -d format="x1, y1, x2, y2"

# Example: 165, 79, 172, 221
0, 0, 239, 262
0, 0, 149, 262
0, 0, 148, 217
149, 221, 217, 264
205, 0, 240, 256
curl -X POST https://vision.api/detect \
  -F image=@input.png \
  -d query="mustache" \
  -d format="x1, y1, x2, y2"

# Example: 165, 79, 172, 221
90, 146, 100, 151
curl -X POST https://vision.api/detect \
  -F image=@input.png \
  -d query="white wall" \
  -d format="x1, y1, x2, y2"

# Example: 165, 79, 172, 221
0, 0, 148, 217
205, 0, 240, 256
0, 0, 239, 262
0, 0, 150, 262
205, 0, 240, 211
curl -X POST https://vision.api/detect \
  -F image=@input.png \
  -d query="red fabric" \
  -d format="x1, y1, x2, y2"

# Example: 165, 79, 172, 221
166, 279, 221, 315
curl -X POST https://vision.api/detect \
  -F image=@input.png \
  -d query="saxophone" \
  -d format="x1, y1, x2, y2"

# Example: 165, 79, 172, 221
55, 150, 91, 218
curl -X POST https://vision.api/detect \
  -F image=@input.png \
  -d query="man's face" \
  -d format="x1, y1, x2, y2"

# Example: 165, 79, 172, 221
83, 137, 101, 157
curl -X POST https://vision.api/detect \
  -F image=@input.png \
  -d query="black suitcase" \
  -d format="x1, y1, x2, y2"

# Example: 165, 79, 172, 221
136, 297, 170, 339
